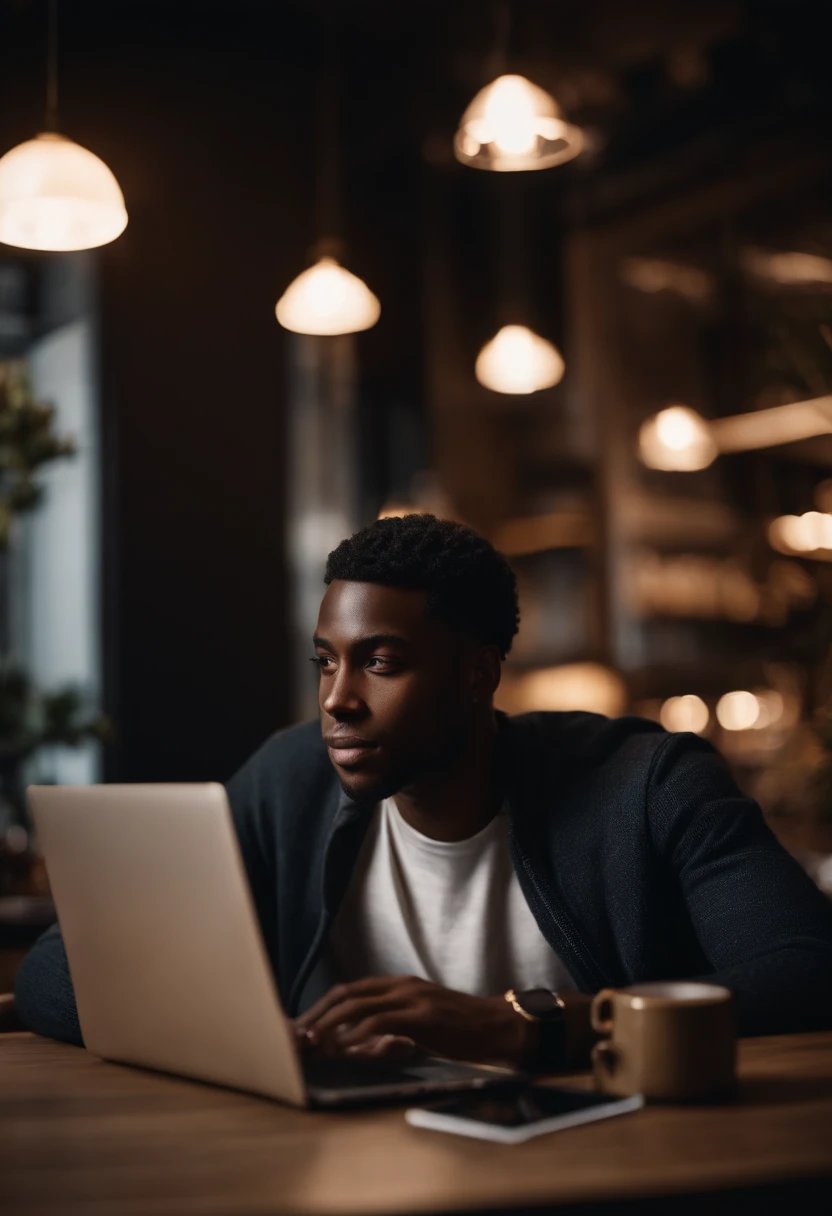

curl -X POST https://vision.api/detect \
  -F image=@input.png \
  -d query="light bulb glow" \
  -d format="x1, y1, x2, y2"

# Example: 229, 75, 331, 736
514, 663, 625, 717
741, 247, 832, 286
768, 511, 832, 555
639, 406, 718, 471
716, 690, 760, 731
0, 133, 127, 251
455, 74, 583, 172
752, 689, 784, 730
660, 695, 709, 734
275, 256, 380, 336
475, 325, 564, 395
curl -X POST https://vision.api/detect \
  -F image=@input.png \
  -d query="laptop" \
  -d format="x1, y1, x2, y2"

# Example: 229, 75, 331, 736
27, 783, 520, 1107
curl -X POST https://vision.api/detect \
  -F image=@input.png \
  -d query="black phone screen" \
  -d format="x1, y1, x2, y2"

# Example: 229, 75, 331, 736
420, 1086, 621, 1128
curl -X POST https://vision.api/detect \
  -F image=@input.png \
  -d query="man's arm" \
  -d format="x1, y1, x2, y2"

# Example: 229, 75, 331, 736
14, 922, 83, 1045
648, 732, 832, 1035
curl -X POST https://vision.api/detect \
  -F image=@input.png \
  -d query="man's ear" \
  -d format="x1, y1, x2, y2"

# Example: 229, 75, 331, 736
471, 645, 502, 703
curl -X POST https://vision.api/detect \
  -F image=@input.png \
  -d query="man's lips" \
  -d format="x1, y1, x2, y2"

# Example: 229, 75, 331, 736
326, 738, 379, 767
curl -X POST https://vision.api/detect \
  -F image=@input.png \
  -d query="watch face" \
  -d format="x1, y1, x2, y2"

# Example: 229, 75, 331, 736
520, 988, 562, 1020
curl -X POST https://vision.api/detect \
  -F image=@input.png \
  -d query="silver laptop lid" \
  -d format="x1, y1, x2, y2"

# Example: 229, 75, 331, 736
28, 783, 307, 1106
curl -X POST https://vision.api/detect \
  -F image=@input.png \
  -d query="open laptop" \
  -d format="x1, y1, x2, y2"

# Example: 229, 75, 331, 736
27, 783, 520, 1107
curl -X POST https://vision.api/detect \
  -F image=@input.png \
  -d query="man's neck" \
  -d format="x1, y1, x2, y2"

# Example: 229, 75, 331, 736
391, 711, 501, 843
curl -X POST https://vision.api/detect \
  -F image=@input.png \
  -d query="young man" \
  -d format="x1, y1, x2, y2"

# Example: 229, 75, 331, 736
15, 514, 832, 1066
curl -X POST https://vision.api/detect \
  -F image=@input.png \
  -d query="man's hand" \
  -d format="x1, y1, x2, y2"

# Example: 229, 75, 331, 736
294, 975, 537, 1065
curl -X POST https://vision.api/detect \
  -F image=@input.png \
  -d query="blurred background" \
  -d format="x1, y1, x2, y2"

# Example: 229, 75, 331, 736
1, 0, 832, 964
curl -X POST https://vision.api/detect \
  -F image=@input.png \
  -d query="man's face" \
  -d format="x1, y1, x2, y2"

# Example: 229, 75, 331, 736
314, 580, 476, 801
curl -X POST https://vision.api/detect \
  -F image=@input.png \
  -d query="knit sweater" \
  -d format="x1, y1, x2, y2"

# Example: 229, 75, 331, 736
15, 712, 832, 1045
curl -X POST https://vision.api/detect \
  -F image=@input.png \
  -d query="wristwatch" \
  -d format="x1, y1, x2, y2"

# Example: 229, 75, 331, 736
504, 987, 567, 1069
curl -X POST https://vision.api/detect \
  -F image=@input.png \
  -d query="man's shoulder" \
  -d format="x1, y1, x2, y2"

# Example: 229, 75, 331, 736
506, 710, 733, 824
226, 719, 332, 801
506, 710, 670, 771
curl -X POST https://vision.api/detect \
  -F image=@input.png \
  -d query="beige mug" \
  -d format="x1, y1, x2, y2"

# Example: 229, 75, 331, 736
590, 981, 736, 1102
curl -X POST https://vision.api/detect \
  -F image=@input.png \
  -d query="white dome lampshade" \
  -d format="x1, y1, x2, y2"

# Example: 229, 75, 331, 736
638, 405, 718, 471
0, 132, 128, 252
475, 325, 565, 395
455, 74, 583, 172
276, 256, 381, 336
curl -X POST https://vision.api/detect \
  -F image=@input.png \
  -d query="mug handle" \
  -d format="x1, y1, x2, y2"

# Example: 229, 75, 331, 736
592, 1039, 617, 1074
591, 988, 616, 1034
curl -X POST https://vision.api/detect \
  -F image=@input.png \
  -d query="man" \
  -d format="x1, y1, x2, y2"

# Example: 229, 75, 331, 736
15, 514, 832, 1067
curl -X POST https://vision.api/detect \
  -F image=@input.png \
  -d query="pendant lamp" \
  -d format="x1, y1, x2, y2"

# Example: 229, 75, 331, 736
475, 324, 564, 395
275, 26, 379, 338
454, 3, 583, 172
455, 74, 583, 172
276, 251, 380, 336
0, 2, 127, 252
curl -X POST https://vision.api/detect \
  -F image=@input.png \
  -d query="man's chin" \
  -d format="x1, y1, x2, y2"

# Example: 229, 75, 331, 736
335, 769, 403, 804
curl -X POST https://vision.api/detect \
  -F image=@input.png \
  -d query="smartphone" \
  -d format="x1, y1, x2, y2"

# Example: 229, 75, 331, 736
405, 1085, 644, 1144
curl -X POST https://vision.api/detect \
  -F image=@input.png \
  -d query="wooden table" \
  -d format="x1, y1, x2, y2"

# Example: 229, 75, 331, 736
1, 1032, 831, 1216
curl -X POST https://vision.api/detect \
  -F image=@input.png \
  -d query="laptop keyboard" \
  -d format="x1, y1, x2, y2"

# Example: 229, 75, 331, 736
303, 1053, 484, 1091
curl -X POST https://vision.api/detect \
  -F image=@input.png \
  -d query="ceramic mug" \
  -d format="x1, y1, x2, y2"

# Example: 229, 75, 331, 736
591, 981, 736, 1102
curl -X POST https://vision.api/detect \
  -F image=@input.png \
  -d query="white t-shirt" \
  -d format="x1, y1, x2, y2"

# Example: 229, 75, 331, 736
326, 798, 576, 997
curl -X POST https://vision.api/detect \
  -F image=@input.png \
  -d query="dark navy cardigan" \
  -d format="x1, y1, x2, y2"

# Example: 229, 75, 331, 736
15, 712, 832, 1045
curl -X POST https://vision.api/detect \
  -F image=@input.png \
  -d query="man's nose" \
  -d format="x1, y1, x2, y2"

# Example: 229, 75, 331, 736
321, 664, 365, 718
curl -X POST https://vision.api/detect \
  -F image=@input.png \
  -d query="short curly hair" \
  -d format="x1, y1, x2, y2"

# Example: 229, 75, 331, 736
324, 514, 519, 659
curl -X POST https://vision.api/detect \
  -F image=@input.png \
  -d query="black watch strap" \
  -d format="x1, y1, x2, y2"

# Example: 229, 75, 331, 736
504, 988, 567, 1070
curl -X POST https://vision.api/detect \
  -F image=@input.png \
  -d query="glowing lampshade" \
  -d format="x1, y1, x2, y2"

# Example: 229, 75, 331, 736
455, 74, 583, 172
275, 256, 380, 336
475, 325, 564, 395
0, 133, 127, 252
639, 405, 718, 471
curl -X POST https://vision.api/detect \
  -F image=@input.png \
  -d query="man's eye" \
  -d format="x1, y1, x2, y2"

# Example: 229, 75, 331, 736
310, 655, 334, 670
366, 656, 398, 671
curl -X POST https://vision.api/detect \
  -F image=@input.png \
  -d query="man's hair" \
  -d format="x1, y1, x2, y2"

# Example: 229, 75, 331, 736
324, 514, 519, 659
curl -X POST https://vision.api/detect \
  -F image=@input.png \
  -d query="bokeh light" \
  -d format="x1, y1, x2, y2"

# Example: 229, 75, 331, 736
639, 406, 718, 471
660, 694, 710, 734
716, 690, 760, 731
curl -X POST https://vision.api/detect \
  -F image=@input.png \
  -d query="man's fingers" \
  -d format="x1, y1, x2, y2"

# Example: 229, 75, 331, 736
296, 976, 411, 1030
346, 1034, 417, 1060
339, 1009, 419, 1046
308, 993, 407, 1038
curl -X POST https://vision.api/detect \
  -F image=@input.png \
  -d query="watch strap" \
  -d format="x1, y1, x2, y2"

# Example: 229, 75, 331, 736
504, 987, 567, 1069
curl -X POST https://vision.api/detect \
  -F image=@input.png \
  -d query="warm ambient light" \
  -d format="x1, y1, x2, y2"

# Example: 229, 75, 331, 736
620, 258, 714, 305
0, 132, 127, 251
475, 325, 564, 395
716, 691, 760, 732
741, 247, 832, 286
769, 511, 832, 557
639, 406, 718, 471
638, 396, 832, 471
512, 663, 626, 718
275, 256, 380, 336
753, 689, 785, 730
454, 74, 583, 172
716, 689, 786, 732
377, 503, 426, 520
660, 695, 709, 735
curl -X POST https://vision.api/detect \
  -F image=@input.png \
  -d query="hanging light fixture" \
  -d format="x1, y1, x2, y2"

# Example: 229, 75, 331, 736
454, 3, 583, 172
638, 406, 718, 471
275, 23, 379, 338
276, 250, 380, 336
475, 324, 564, 394
455, 74, 583, 172
0, 1, 127, 252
